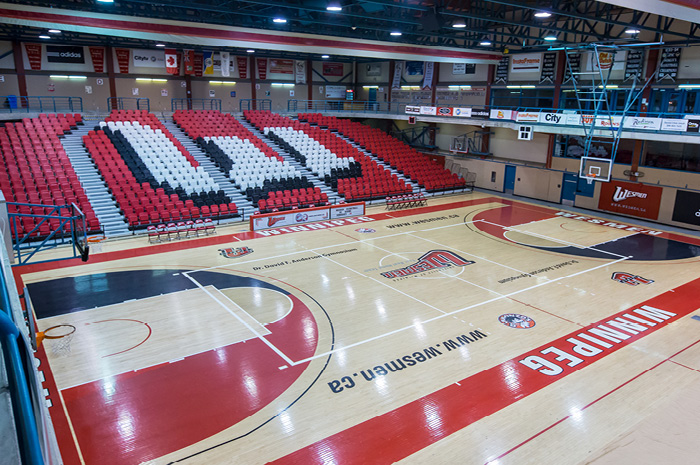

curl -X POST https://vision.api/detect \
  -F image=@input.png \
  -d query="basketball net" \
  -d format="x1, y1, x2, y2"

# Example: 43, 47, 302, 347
37, 324, 76, 356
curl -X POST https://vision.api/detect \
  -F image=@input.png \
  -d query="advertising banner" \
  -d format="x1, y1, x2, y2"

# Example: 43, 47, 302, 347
325, 85, 346, 98
436, 107, 453, 116
46, 45, 84, 64
251, 203, 365, 231
516, 111, 540, 122
622, 117, 662, 131
420, 106, 437, 116
671, 190, 700, 227
539, 112, 566, 124
598, 180, 663, 220
133, 49, 164, 68
470, 108, 490, 119
453, 107, 472, 117
322, 62, 343, 76
660, 118, 688, 132
405, 105, 421, 114
510, 53, 542, 73
269, 59, 293, 74
490, 109, 515, 120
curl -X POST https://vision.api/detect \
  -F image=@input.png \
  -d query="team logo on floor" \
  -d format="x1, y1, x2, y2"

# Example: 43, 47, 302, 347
355, 228, 376, 233
498, 313, 536, 329
611, 272, 654, 286
219, 246, 253, 259
380, 250, 474, 279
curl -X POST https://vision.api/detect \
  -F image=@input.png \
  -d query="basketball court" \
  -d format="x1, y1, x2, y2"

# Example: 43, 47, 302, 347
15, 192, 700, 465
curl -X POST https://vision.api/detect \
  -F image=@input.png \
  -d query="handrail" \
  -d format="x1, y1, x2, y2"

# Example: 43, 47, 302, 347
239, 99, 272, 112
0, 264, 44, 464
106, 97, 150, 112
1, 95, 83, 113
171, 98, 222, 112
288, 99, 407, 114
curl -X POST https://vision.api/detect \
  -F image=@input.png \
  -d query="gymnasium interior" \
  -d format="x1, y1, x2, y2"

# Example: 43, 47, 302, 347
1, 1, 699, 464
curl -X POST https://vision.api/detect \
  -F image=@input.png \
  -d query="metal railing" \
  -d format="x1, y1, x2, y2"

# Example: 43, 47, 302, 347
239, 99, 272, 112
0, 95, 83, 113
288, 99, 408, 114
106, 97, 150, 112
171, 98, 222, 112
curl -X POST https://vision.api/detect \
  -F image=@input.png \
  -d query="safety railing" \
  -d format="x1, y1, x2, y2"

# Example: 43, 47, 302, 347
106, 97, 150, 112
0, 95, 83, 113
239, 99, 272, 112
171, 98, 222, 112
287, 99, 407, 114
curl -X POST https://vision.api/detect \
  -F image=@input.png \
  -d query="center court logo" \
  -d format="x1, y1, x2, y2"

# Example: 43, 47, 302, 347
380, 250, 474, 279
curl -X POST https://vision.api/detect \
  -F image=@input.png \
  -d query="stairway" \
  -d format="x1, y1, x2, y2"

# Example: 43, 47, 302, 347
60, 121, 131, 237
237, 118, 344, 205
159, 116, 254, 219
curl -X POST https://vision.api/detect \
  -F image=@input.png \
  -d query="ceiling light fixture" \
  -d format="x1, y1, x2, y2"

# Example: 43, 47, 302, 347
321, 55, 330, 59
453, 22, 466, 28
96, 0, 115, 3
326, 3, 342, 11
480, 40, 492, 46
625, 29, 640, 34
534, 12, 552, 18
544, 35, 557, 41
155, 43, 165, 47
48, 29, 61, 34
390, 31, 402, 36
39, 35, 50, 39
273, 17, 287, 23
246, 49, 255, 53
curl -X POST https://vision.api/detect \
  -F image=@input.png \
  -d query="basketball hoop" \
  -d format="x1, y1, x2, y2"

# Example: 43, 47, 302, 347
87, 235, 106, 253
37, 324, 76, 356
587, 173, 597, 185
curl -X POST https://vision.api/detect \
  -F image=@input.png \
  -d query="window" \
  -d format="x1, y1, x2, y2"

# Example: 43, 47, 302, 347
491, 88, 554, 109
643, 141, 700, 172
554, 135, 635, 164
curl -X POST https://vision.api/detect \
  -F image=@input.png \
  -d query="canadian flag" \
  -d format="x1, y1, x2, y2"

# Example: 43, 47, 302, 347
165, 48, 178, 75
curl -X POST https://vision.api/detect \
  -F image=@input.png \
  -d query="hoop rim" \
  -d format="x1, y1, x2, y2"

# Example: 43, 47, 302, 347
41, 324, 76, 339
87, 235, 106, 243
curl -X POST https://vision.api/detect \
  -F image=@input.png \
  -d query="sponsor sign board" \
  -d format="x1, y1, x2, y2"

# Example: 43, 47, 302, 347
622, 117, 662, 131
470, 108, 490, 119
686, 119, 700, 133
660, 118, 689, 132
453, 107, 472, 118
510, 53, 542, 73
437, 107, 453, 116
671, 190, 700, 227
539, 112, 565, 125
490, 109, 515, 120
598, 180, 663, 220
133, 49, 164, 68
516, 112, 540, 123
325, 85, 346, 98
405, 105, 421, 115
251, 202, 366, 231
46, 45, 85, 64
420, 106, 437, 116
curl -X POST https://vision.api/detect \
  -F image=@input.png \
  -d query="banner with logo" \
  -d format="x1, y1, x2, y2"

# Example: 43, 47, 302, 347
89, 47, 105, 73
322, 62, 343, 76
490, 109, 515, 120
453, 107, 472, 117
685, 119, 700, 133
269, 59, 293, 74
115, 48, 130, 73
391, 61, 404, 89
46, 45, 84, 64
203, 51, 214, 75
24, 44, 42, 70
516, 111, 540, 122
164, 48, 178, 74
251, 202, 365, 231
671, 190, 700, 227
539, 112, 565, 124
295, 60, 306, 84
406, 61, 424, 75
622, 117, 662, 131
405, 105, 421, 115
133, 49, 164, 68
366, 63, 381, 76
183, 49, 194, 75
422, 62, 435, 90
220, 52, 230, 77
236, 56, 248, 79
419, 106, 437, 116
588, 50, 625, 72
510, 53, 542, 73
598, 180, 662, 220
256, 58, 268, 80
470, 108, 490, 119
436, 107, 453, 116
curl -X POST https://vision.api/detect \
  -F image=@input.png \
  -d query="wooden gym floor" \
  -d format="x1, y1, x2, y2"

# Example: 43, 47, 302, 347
15, 192, 700, 465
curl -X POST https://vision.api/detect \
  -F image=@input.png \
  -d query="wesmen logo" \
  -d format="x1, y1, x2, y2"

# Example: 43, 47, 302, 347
611, 272, 654, 286
267, 216, 285, 227
498, 313, 536, 329
219, 246, 253, 259
380, 250, 474, 279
